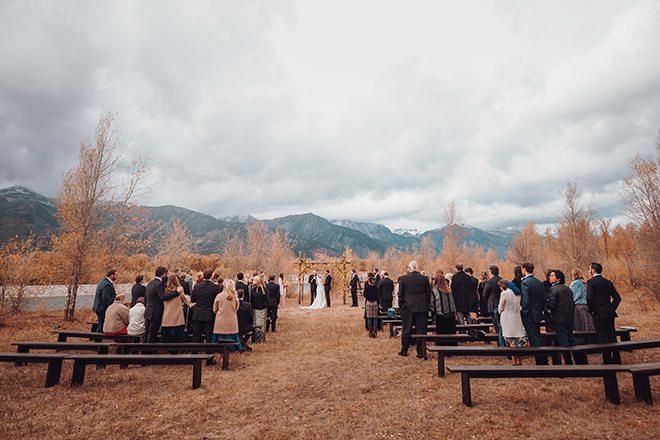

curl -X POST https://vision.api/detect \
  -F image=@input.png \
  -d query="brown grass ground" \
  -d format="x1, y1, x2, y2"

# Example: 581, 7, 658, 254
1, 294, 659, 440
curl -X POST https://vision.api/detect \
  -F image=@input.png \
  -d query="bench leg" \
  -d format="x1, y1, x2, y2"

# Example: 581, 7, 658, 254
192, 359, 202, 389
619, 332, 631, 342
389, 323, 394, 338
437, 351, 445, 378
551, 352, 561, 365
15, 346, 29, 367
603, 373, 620, 404
422, 340, 427, 360
71, 360, 86, 387
57, 334, 67, 342
45, 358, 63, 388
222, 347, 230, 370
461, 372, 472, 407
632, 372, 653, 405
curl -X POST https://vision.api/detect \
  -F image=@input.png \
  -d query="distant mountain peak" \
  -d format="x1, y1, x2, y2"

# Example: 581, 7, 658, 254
0, 185, 54, 206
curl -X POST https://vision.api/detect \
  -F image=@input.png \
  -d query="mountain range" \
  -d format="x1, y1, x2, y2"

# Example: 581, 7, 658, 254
0, 185, 515, 258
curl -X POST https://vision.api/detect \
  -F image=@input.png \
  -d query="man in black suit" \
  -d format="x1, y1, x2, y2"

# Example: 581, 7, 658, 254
397, 261, 431, 358
521, 262, 548, 365
587, 262, 622, 364
92, 269, 117, 333
465, 267, 480, 316
324, 270, 332, 307
378, 272, 394, 312
349, 269, 360, 307
237, 288, 254, 351
451, 264, 473, 326
266, 275, 281, 332
130, 274, 146, 308
236, 272, 250, 304
191, 268, 220, 350
144, 266, 180, 343
308, 270, 317, 305
482, 265, 503, 337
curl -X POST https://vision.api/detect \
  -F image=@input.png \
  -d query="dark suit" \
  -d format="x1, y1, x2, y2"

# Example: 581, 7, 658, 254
92, 277, 116, 333
324, 274, 332, 307
144, 278, 180, 343
308, 275, 317, 305
398, 271, 431, 356
482, 275, 502, 335
236, 280, 249, 303
468, 275, 479, 313
266, 281, 280, 331
587, 274, 622, 364
350, 273, 360, 307
191, 280, 220, 344
521, 274, 547, 364
378, 277, 394, 311
237, 299, 254, 337
130, 282, 146, 308
451, 270, 473, 324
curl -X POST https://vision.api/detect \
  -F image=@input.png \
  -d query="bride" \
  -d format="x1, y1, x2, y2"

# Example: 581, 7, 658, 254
301, 273, 326, 309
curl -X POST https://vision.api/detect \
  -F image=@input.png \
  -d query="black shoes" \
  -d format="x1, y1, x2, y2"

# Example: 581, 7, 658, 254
398, 351, 408, 357
416, 352, 424, 359
206, 359, 217, 366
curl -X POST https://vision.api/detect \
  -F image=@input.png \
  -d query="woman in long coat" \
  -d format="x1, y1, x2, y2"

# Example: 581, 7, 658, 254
213, 279, 242, 352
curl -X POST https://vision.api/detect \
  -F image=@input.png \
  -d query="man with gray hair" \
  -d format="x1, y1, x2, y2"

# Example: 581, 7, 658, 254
397, 261, 432, 358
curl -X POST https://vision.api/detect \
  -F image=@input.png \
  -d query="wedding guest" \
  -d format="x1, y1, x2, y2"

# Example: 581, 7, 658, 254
212, 279, 242, 352
350, 269, 360, 307
185, 269, 194, 293
465, 267, 480, 318
430, 269, 456, 338
521, 262, 548, 365
191, 268, 220, 351
130, 274, 146, 308
266, 275, 280, 332
547, 270, 586, 365
104, 293, 129, 336
236, 272, 250, 303
93, 269, 117, 333
542, 269, 554, 332
483, 265, 502, 340
236, 289, 254, 351
363, 273, 379, 338
497, 279, 526, 365
278, 273, 287, 308
144, 266, 179, 343
398, 261, 431, 358
477, 271, 488, 317
378, 272, 394, 312
250, 275, 268, 342
127, 297, 146, 340
451, 264, 473, 326
587, 262, 622, 364
570, 268, 594, 344
211, 273, 221, 284
196, 272, 204, 285
161, 274, 189, 343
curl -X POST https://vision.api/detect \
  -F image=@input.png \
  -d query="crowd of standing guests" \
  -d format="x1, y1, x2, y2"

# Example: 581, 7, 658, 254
92, 267, 289, 364
352, 260, 621, 365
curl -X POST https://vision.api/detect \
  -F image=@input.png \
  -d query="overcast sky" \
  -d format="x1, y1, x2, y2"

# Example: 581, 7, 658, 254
1, 1, 659, 232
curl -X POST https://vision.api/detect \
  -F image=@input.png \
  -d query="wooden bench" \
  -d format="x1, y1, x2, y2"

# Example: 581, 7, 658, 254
629, 362, 660, 404
427, 345, 572, 377
53, 330, 141, 343
13, 341, 116, 355
117, 342, 240, 370
0, 353, 67, 388
447, 364, 630, 406
66, 354, 214, 389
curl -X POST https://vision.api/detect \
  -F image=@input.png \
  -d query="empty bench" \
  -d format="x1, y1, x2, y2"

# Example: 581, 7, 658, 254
67, 354, 214, 389
447, 364, 630, 406
0, 353, 67, 388
117, 342, 240, 370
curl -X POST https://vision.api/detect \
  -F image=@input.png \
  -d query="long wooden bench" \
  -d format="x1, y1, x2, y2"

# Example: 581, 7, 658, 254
117, 342, 240, 370
414, 328, 638, 360
0, 353, 68, 387
427, 345, 572, 377
53, 330, 141, 343
67, 354, 214, 389
13, 341, 116, 355
447, 364, 630, 406
385, 320, 492, 338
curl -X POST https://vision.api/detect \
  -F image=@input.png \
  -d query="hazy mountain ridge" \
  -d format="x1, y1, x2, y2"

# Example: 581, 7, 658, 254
0, 186, 514, 258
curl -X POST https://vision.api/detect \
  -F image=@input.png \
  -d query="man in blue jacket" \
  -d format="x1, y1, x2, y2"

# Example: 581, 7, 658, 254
521, 262, 547, 365
92, 269, 118, 333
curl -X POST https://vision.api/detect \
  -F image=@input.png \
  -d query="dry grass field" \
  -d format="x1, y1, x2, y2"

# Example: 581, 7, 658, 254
1, 294, 659, 440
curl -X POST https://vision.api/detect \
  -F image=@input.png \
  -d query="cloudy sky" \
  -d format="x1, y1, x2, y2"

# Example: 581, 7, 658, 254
1, 1, 659, 232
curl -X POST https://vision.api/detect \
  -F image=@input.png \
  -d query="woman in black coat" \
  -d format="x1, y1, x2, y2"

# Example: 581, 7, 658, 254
363, 273, 379, 338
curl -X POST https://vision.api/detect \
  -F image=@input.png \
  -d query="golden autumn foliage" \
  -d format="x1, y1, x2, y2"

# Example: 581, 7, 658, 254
52, 112, 151, 320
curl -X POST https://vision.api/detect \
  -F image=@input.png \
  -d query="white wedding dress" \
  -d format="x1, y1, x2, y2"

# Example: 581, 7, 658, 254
301, 275, 326, 309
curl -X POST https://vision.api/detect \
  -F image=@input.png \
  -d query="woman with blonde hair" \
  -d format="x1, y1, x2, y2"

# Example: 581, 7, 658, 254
250, 274, 268, 343
570, 268, 594, 344
162, 275, 190, 343
212, 279, 242, 352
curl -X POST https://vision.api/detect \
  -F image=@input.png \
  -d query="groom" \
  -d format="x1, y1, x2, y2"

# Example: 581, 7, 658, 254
324, 269, 332, 307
